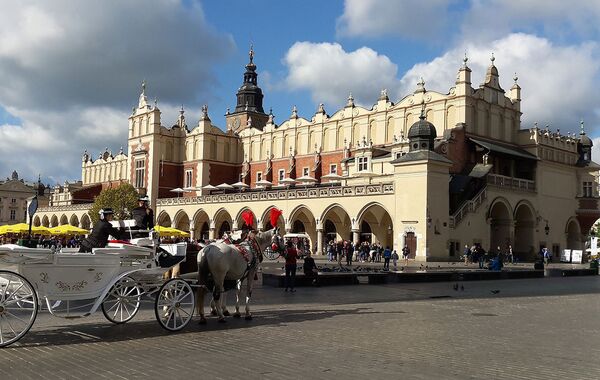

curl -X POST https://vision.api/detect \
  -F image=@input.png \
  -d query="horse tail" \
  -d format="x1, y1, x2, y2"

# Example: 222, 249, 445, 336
197, 245, 212, 286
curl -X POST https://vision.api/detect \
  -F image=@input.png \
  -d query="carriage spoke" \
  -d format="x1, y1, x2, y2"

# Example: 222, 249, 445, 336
3, 316, 17, 337
5, 296, 34, 306
105, 300, 119, 313
1, 278, 12, 301
5, 283, 24, 301
4, 311, 28, 325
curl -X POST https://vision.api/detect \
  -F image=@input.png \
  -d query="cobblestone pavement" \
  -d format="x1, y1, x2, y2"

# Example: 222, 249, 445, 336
1, 276, 599, 380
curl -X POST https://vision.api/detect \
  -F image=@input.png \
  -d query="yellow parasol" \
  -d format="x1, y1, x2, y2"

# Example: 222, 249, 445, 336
154, 225, 190, 238
48, 225, 89, 236
1, 223, 32, 234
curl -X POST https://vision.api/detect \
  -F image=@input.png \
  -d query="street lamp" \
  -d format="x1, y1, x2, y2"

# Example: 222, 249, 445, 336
544, 221, 550, 236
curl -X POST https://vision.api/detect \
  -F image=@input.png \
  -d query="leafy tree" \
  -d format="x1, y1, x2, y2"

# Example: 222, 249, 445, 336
89, 183, 140, 224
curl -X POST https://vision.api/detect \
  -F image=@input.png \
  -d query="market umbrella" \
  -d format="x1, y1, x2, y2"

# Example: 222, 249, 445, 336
154, 225, 190, 238
296, 175, 317, 186
255, 179, 273, 188
49, 225, 89, 235
216, 183, 234, 190
231, 181, 249, 189
2, 223, 31, 234
321, 172, 346, 182
202, 184, 218, 191
279, 177, 297, 186
32, 226, 52, 235
170, 187, 185, 197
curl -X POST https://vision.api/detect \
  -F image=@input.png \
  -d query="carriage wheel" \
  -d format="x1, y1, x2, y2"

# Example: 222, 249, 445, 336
101, 276, 141, 324
0, 270, 38, 348
155, 278, 195, 332
263, 247, 279, 260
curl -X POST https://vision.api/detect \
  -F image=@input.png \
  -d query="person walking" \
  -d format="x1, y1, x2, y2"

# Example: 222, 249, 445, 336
508, 244, 514, 264
463, 244, 470, 266
345, 241, 354, 266
391, 249, 399, 271
402, 244, 410, 266
383, 246, 392, 270
284, 240, 298, 292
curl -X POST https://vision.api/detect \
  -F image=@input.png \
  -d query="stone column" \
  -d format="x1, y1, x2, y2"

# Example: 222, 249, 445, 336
316, 229, 323, 255
352, 229, 360, 244
208, 228, 216, 240
188, 221, 195, 240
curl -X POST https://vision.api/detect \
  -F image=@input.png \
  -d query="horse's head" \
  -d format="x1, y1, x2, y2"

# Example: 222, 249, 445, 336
254, 227, 284, 260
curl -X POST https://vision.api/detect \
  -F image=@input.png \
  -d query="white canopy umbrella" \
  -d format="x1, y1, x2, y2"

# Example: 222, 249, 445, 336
255, 179, 273, 188
296, 175, 317, 183
202, 184, 218, 191
279, 177, 297, 186
231, 181, 250, 189
216, 183, 234, 190
182, 187, 196, 192
170, 187, 185, 197
321, 173, 346, 182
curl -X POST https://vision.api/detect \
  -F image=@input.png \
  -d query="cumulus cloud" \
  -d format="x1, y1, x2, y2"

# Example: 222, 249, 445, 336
400, 33, 600, 132
0, 0, 234, 182
336, 0, 453, 40
283, 42, 400, 109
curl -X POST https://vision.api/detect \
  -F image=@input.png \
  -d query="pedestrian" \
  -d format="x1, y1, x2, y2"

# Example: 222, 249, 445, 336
337, 241, 344, 267
284, 240, 298, 292
303, 251, 319, 286
345, 241, 354, 266
463, 244, 470, 266
383, 246, 392, 270
508, 244, 514, 264
391, 249, 399, 270
477, 245, 486, 269
327, 241, 334, 262
402, 244, 410, 265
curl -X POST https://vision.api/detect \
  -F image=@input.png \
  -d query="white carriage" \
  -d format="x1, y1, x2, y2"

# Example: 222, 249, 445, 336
0, 221, 195, 348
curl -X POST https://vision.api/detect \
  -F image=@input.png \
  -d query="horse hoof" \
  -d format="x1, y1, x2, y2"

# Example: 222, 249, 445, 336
218, 318, 227, 324
233, 313, 241, 318
223, 310, 231, 317
199, 318, 207, 325
244, 315, 253, 321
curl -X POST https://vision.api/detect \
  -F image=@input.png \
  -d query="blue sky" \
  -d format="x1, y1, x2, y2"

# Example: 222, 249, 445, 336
1, 0, 600, 184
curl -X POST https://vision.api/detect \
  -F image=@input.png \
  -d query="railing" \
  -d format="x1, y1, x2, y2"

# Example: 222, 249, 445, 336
157, 183, 395, 206
487, 174, 536, 192
449, 187, 487, 228
38, 203, 93, 213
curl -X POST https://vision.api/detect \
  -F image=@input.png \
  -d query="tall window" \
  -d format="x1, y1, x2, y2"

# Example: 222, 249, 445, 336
256, 172, 262, 182
357, 156, 369, 172
185, 169, 193, 188
10, 210, 15, 220
278, 169, 285, 181
330, 164, 337, 174
135, 159, 145, 188
583, 181, 593, 197
302, 167, 309, 176
11, 198, 16, 204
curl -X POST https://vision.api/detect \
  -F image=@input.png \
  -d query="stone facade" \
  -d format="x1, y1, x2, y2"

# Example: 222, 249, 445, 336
34, 52, 600, 261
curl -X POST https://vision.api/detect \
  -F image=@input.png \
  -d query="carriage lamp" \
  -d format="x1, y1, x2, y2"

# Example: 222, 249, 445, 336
544, 221, 550, 235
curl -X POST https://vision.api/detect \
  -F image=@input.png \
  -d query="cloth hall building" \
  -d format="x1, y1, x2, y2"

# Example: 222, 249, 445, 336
35, 50, 600, 261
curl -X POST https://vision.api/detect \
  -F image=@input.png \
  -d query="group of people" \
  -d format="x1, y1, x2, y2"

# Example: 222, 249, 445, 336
462, 243, 516, 270
282, 239, 318, 292
325, 239, 411, 270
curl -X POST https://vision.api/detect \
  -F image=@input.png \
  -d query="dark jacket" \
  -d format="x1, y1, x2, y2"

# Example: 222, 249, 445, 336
79, 219, 122, 252
131, 206, 154, 229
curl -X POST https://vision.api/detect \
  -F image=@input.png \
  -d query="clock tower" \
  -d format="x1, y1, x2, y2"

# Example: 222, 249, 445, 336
226, 45, 268, 133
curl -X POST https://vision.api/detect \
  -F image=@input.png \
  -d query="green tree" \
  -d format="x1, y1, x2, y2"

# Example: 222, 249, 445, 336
89, 183, 140, 224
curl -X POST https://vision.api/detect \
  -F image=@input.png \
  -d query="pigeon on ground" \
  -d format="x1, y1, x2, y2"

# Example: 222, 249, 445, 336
491, 290, 500, 294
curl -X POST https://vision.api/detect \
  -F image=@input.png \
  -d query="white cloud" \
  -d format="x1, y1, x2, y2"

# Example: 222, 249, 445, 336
400, 33, 600, 131
336, 0, 452, 40
592, 138, 600, 162
283, 42, 400, 109
0, 0, 234, 183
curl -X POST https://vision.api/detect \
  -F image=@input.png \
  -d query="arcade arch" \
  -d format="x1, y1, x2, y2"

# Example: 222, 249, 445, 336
173, 210, 190, 232
288, 205, 317, 251
41, 215, 49, 227
489, 199, 511, 252
356, 203, 394, 248
234, 207, 257, 230
60, 214, 68, 226
213, 208, 233, 239
321, 204, 351, 244
157, 211, 172, 228
70, 214, 79, 227
566, 218, 582, 250
33, 216, 41, 227
50, 215, 59, 227
192, 209, 210, 241
81, 214, 91, 230
260, 207, 285, 232
513, 202, 535, 257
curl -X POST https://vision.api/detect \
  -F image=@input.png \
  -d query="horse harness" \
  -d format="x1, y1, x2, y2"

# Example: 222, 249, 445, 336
235, 237, 262, 282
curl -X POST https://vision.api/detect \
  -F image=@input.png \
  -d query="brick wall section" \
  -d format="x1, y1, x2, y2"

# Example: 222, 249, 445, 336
158, 163, 183, 198
576, 198, 600, 233
249, 162, 267, 188
443, 126, 470, 174
209, 162, 241, 185
71, 184, 103, 203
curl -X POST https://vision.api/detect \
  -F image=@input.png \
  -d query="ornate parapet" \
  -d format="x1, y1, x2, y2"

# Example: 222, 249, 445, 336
38, 203, 94, 213
157, 183, 394, 206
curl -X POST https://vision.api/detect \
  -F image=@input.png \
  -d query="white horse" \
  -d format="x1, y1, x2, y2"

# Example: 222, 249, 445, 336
196, 228, 283, 323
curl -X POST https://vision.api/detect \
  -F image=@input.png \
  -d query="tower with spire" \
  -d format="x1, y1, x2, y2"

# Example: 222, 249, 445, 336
226, 44, 268, 133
